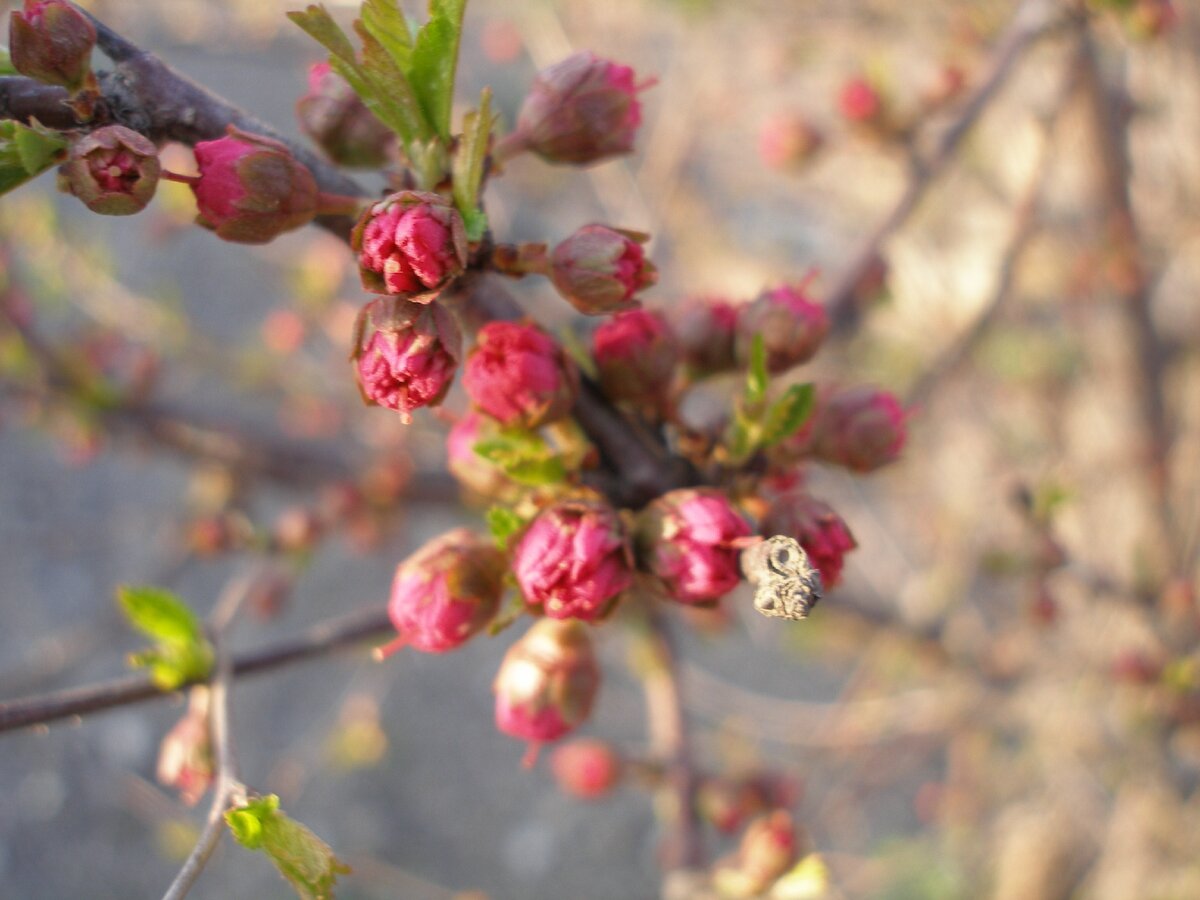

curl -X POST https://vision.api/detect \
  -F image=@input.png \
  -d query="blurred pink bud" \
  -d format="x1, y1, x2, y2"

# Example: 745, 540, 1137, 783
447, 411, 518, 501
550, 224, 656, 315
550, 738, 622, 799
761, 492, 856, 588
10, 0, 96, 92
735, 282, 829, 374
513, 498, 633, 621
733, 811, 802, 894
636, 488, 752, 604
59, 126, 159, 215
592, 308, 678, 405
494, 619, 600, 762
838, 74, 883, 123
812, 386, 907, 472
352, 191, 467, 300
758, 114, 824, 170
463, 321, 578, 429
156, 689, 214, 806
191, 128, 318, 244
672, 298, 740, 376
920, 63, 967, 108
296, 62, 393, 168
377, 528, 506, 656
351, 297, 462, 423
505, 51, 650, 166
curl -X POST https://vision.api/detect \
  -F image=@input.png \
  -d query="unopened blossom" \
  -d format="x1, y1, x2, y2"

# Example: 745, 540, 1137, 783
191, 128, 318, 244
591, 308, 677, 405
463, 321, 578, 429
296, 62, 393, 168
9, 0, 96, 92
513, 498, 633, 621
673, 298, 740, 376
761, 492, 856, 588
735, 282, 829, 374
550, 224, 656, 314
156, 689, 214, 806
714, 811, 802, 898
636, 488, 752, 604
494, 619, 600, 764
351, 297, 461, 423
376, 528, 506, 656
550, 738, 622, 800
446, 411, 518, 502
59, 126, 160, 215
838, 74, 883, 123
352, 191, 467, 300
811, 385, 907, 472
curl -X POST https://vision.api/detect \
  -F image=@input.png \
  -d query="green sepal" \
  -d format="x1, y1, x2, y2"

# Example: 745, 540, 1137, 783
225, 794, 351, 900
486, 505, 525, 547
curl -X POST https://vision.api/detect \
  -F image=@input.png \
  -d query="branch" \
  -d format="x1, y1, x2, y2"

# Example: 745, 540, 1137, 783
824, 0, 1063, 334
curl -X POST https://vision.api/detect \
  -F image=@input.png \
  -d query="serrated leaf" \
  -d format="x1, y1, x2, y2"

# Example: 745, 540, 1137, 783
452, 87, 493, 227
226, 794, 350, 900
361, 0, 412, 69
761, 383, 815, 448
486, 505, 525, 546
410, 0, 466, 140
354, 21, 433, 143
118, 585, 203, 644
745, 333, 769, 410
287, 6, 358, 64
0, 121, 67, 197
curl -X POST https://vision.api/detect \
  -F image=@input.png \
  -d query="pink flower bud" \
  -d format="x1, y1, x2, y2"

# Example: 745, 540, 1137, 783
735, 283, 829, 374
156, 689, 214, 806
514, 498, 633, 621
508, 51, 649, 166
550, 224, 657, 315
758, 114, 824, 170
592, 308, 678, 405
377, 528, 506, 656
191, 128, 318, 244
636, 488, 752, 604
447, 411, 518, 501
296, 62, 393, 168
352, 190, 468, 300
838, 74, 883, 123
672, 298, 739, 376
494, 619, 600, 762
351, 297, 462, 423
9, 0, 96, 92
59, 126, 159, 215
550, 738, 622, 799
463, 321, 579, 429
761, 492, 856, 588
720, 811, 801, 896
812, 386, 907, 472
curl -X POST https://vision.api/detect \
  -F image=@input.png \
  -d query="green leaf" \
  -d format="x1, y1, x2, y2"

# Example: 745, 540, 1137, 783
360, 0, 412, 70
474, 429, 568, 487
461, 208, 488, 243
486, 505, 525, 547
452, 87, 493, 230
286, 6, 358, 64
410, 0, 466, 140
127, 641, 214, 691
117, 585, 203, 644
353, 20, 434, 142
226, 794, 350, 900
761, 383, 815, 447
504, 456, 567, 487
745, 333, 768, 410
724, 414, 759, 466
0, 121, 67, 197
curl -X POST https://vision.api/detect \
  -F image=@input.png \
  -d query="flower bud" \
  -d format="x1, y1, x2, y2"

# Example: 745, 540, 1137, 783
156, 688, 214, 806
592, 308, 677, 406
713, 811, 801, 897
550, 738, 622, 800
550, 224, 656, 315
514, 498, 633, 621
506, 51, 649, 166
758, 113, 824, 170
635, 488, 752, 605
296, 62, 393, 168
351, 297, 461, 423
735, 283, 829, 374
9, 0, 96, 93
377, 528, 506, 656
191, 128, 318, 244
811, 385, 907, 472
272, 505, 324, 553
447, 411, 518, 502
838, 74, 884, 124
352, 190, 467, 300
494, 619, 601, 762
58, 126, 159, 215
463, 321, 578, 429
761, 492, 856, 588
672, 298, 739, 376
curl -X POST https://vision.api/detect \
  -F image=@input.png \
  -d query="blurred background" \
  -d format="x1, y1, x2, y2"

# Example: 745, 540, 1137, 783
2, 0, 1199, 897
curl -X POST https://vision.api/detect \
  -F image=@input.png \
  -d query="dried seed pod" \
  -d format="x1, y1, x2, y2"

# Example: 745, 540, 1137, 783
741, 535, 822, 621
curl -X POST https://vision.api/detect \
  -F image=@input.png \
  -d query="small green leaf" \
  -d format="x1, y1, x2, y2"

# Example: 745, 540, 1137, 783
354, 21, 434, 142
486, 506, 525, 546
287, 6, 358, 64
117, 585, 203, 644
410, 0, 466, 140
474, 429, 568, 487
127, 640, 214, 690
724, 414, 759, 466
745, 333, 769, 410
0, 121, 67, 197
452, 87, 493, 229
504, 456, 567, 487
360, 0, 412, 70
761, 383, 815, 448
226, 794, 350, 900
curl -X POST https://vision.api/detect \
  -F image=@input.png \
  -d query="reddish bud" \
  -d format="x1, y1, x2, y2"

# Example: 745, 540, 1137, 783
59, 126, 159, 215
592, 309, 678, 405
447, 411, 518, 502
351, 297, 462, 423
735, 283, 829, 374
758, 114, 824, 170
296, 62, 393, 168
838, 74, 884, 123
494, 619, 601, 761
550, 738, 622, 799
636, 488, 752, 604
506, 51, 649, 166
513, 498, 633, 621
761, 492, 856, 588
352, 191, 467, 300
273, 505, 324, 553
9, 0, 96, 93
377, 528, 506, 656
811, 386, 907, 472
463, 321, 578, 429
550, 224, 656, 315
672, 298, 739, 376
1111, 650, 1163, 685
191, 128, 318, 244
156, 689, 214, 806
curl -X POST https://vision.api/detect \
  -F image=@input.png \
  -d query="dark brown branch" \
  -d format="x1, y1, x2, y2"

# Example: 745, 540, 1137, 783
0, 76, 80, 129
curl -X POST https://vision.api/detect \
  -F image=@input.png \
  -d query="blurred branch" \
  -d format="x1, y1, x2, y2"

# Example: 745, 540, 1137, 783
825, 0, 1064, 334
